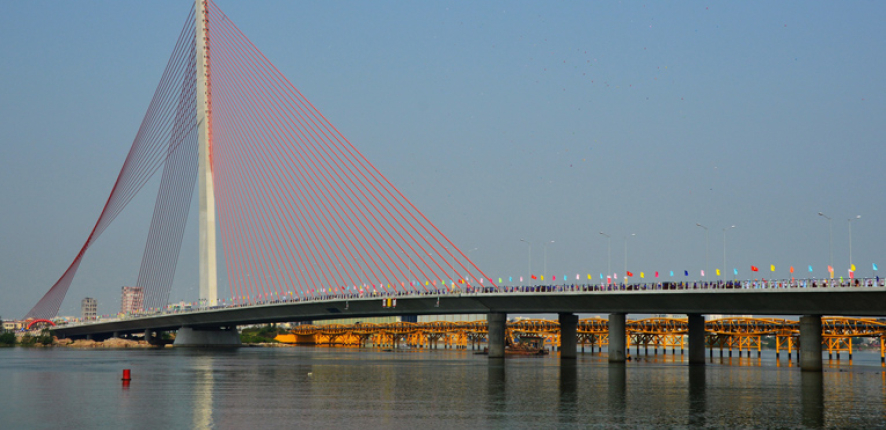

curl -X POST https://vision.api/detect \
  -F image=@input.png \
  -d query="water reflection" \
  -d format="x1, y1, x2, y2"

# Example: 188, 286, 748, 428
193, 355, 215, 430
687, 366, 706, 428
558, 360, 577, 425
6, 348, 886, 429
486, 358, 506, 420
801, 372, 824, 429
608, 362, 626, 424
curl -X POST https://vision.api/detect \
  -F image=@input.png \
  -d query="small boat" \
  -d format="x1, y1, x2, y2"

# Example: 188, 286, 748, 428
506, 335, 549, 355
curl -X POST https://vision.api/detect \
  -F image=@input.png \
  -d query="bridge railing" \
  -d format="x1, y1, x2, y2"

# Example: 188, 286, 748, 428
58, 277, 886, 327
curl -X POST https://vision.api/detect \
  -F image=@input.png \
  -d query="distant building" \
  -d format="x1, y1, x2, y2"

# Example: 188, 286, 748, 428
81, 297, 97, 321
120, 286, 144, 315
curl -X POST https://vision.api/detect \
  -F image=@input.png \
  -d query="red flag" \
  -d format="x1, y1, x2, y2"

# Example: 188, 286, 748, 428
790, 266, 794, 273
751, 266, 759, 272
655, 271, 659, 278
531, 275, 537, 279
626, 271, 634, 277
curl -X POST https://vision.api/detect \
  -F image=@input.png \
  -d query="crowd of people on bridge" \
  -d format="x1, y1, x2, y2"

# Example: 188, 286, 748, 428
204, 276, 886, 308
81, 277, 886, 323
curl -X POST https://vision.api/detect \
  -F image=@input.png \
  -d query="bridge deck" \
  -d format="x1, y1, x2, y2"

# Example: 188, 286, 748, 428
55, 286, 886, 338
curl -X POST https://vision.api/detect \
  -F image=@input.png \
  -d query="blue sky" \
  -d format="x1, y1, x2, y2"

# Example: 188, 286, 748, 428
1, 1, 884, 318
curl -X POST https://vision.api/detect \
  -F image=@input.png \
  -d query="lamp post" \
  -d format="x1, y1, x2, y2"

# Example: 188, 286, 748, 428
624, 233, 635, 282
818, 212, 833, 274
722, 225, 735, 280
520, 239, 532, 283
848, 215, 861, 272
696, 223, 708, 278
543, 240, 555, 278
599, 232, 611, 279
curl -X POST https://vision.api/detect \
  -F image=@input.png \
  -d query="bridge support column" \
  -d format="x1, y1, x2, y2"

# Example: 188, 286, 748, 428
800, 315, 823, 372
174, 327, 241, 347
487, 313, 506, 359
144, 329, 162, 346
559, 313, 578, 359
608, 313, 626, 363
688, 314, 705, 365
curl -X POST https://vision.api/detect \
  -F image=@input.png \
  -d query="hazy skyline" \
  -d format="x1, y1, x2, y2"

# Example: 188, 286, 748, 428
1, 1, 884, 318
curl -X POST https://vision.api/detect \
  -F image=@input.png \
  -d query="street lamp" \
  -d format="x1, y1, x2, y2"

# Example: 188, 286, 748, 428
818, 212, 833, 273
520, 239, 532, 282
599, 232, 611, 279
624, 233, 635, 281
722, 225, 735, 279
696, 223, 708, 278
543, 240, 555, 278
848, 215, 861, 271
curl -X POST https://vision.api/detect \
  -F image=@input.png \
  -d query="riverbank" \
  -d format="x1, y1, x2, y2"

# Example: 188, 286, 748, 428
3, 336, 293, 348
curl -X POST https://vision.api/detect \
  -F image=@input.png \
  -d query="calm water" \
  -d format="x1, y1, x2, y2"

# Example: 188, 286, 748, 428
1, 346, 885, 429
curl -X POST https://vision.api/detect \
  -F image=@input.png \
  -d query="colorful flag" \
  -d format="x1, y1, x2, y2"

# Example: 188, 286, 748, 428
751, 266, 759, 272
640, 272, 645, 278
770, 265, 775, 272
684, 270, 689, 276
655, 271, 659, 278
874, 263, 879, 271
790, 266, 794, 273
808, 265, 813, 272
531, 275, 537, 280
520, 277, 523, 282
733, 268, 738, 275
626, 271, 634, 277
599, 273, 603, 280
851, 264, 856, 272
670, 271, 674, 277
716, 269, 721, 276
701, 270, 705, 277
541, 275, 545, 281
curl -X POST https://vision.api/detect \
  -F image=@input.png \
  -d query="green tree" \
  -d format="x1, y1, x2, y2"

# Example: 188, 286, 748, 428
19, 334, 35, 346
0, 332, 16, 346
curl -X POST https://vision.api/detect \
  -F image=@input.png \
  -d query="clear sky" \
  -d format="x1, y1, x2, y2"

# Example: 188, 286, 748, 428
1, 1, 884, 319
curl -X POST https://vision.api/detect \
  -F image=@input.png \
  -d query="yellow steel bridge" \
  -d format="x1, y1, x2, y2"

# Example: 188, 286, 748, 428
275, 317, 886, 361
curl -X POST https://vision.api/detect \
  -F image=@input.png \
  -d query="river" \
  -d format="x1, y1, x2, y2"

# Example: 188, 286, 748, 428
1, 346, 884, 429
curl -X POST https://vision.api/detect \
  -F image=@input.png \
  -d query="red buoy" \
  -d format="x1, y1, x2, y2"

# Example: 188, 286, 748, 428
122, 369, 131, 381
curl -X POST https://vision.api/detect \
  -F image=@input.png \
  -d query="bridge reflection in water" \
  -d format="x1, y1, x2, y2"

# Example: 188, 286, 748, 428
277, 317, 886, 364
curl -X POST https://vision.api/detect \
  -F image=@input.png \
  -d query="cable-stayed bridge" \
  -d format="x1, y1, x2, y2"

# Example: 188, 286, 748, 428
25, 0, 886, 371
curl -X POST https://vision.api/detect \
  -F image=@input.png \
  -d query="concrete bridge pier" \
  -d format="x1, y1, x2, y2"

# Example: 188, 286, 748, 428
800, 315, 823, 371
559, 313, 578, 359
608, 313, 626, 363
687, 314, 705, 365
487, 313, 506, 359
